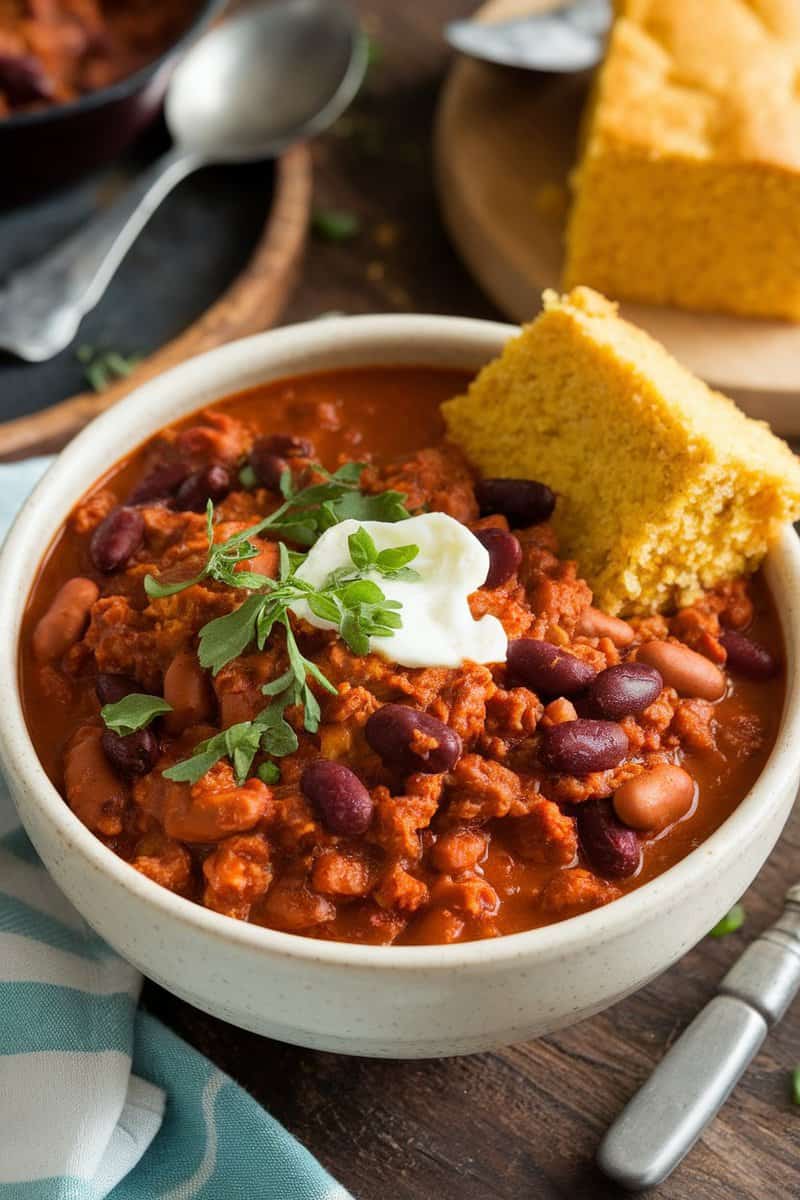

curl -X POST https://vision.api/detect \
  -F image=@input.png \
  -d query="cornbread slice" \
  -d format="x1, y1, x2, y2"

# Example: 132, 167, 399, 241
563, 0, 800, 321
442, 287, 800, 615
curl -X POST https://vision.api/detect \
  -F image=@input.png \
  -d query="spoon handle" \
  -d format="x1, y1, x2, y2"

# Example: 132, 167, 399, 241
597, 884, 800, 1190
0, 146, 203, 363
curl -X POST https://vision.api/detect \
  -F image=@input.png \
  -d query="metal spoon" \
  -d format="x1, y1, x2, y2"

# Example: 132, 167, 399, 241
598, 882, 800, 1189
0, 0, 367, 363
445, 0, 611, 73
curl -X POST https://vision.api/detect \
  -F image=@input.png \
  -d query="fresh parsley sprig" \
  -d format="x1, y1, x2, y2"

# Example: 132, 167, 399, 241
101, 694, 173, 736
161, 527, 419, 785
143, 462, 410, 600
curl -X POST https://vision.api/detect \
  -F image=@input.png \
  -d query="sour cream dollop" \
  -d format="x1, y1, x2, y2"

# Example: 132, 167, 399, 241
291, 512, 508, 669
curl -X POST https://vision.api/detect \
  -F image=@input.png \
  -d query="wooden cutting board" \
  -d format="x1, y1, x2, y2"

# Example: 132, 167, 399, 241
0, 142, 312, 461
434, 0, 800, 433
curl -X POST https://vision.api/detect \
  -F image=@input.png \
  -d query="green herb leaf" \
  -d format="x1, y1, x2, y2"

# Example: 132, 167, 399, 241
198, 596, 267, 675
791, 1067, 800, 1106
348, 526, 378, 570
376, 544, 418, 571
77, 345, 141, 393
308, 593, 342, 624
101, 694, 172, 736
312, 209, 361, 242
238, 464, 258, 490
709, 903, 746, 938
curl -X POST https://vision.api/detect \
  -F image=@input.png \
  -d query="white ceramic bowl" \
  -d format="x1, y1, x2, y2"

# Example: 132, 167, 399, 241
1, 315, 799, 1059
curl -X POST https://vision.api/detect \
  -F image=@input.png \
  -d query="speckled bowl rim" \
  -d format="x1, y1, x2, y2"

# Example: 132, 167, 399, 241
1, 313, 799, 972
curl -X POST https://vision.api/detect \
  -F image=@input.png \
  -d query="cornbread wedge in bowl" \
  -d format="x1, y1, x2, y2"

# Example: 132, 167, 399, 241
443, 287, 800, 615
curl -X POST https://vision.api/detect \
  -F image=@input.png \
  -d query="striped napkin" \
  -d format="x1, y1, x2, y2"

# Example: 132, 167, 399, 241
0, 459, 351, 1200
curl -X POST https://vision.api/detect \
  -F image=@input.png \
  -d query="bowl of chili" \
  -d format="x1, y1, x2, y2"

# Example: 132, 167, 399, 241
0, 0, 224, 204
1, 314, 799, 1057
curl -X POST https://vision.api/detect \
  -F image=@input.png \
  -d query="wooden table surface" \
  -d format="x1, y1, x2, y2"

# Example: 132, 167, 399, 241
143, 2, 800, 1196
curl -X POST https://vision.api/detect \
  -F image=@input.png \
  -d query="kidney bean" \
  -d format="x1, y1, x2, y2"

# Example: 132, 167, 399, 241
95, 673, 140, 706
301, 760, 374, 835
101, 727, 159, 778
32, 576, 99, 663
0, 53, 54, 105
576, 605, 634, 647
613, 765, 695, 833
127, 462, 189, 505
540, 719, 628, 775
637, 640, 725, 701
507, 638, 596, 698
588, 662, 663, 719
475, 477, 555, 527
163, 651, 215, 734
720, 629, 778, 681
90, 506, 145, 573
365, 704, 462, 774
248, 444, 289, 491
256, 433, 314, 459
475, 528, 522, 589
578, 800, 641, 879
174, 464, 231, 512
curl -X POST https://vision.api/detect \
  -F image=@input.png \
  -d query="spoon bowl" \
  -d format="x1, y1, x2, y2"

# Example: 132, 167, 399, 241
167, 0, 367, 159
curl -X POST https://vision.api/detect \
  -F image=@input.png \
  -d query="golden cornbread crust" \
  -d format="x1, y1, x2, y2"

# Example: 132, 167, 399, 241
563, 0, 800, 321
442, 287, 800, 615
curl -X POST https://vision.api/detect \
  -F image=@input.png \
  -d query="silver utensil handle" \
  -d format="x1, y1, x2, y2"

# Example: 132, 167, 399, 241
0, 147, 202, 363
598, 885, 800, 1190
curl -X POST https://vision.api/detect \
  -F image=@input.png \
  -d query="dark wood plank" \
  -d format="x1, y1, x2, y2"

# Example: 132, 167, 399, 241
140, 2, 800, 1197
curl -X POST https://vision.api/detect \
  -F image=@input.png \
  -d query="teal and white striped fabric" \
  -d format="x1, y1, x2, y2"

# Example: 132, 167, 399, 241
0, 459, 351, 1200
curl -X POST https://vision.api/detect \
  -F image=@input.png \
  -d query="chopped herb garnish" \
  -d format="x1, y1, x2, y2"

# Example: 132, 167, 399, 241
791, 1068, 800, 1106
163, 526, 419, 783
77, 345, 141, 393
143, 461, 410, 599
238, 464, 258, 491
101, 694, 172, 736
312, 209, 361, 242
709, 903, 746, 938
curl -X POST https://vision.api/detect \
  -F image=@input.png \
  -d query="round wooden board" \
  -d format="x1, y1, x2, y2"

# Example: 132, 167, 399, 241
0, 142, 312, 461
435, 0, 800, 433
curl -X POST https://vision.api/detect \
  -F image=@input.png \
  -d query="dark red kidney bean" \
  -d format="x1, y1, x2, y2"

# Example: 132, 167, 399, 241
720, 629, 778, 680
101, 728, 159, 778
90, 507, 145, 573
507, 638, 596, 698
578, 800, 641, 879
174, 464, 231, 512
127, 462, 189, 505
248, 443, 289, 491
475, 478, 556, 527
365, 704, 463, 774
475, 528, 522, 589
0, 53, 54, 105
588, 662, 663, 719
258, 433, 314, 459
95, 674, 140, 706
301, 760, 373, 835
540, 718, 628, 775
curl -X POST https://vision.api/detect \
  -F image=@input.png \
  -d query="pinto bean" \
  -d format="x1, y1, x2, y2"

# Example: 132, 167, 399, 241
507, 638, 596, 698
637, 640, 725, 701
63, 726, 128, 836
540, 718, 629, 775
720, 629, 778, 680
588, 662, 663, 719
365, 704, 462, 774
163, 651, 215, 734
613, 765, 695, 833
33, 577, 99, 663
577, 800, 641, 879
474, 528, 522, 589
475, 477, 555, 527
576, 606, 634, 647
90, 506, 144, 573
